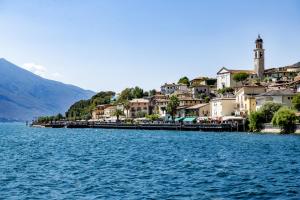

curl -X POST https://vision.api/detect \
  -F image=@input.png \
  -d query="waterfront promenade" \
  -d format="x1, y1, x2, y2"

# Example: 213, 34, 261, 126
32, 121, 245, 132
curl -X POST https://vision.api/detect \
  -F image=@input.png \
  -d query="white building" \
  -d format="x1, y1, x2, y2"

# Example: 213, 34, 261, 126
255, 89, 295, 110
210, 98, 236, 118
216, 67, 256, 90
160, 83, 188, 95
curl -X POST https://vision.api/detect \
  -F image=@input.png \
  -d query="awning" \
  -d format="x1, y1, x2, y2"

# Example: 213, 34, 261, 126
183, 117, 197, 122
175, 117, 185, 122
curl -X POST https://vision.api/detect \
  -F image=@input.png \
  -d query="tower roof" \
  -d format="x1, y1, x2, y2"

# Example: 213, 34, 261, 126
256, 34, 263, 43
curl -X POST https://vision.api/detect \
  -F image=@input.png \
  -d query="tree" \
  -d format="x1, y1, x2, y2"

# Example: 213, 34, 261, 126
113, 109, 124, 122
272, 107, 297, 134
54, 113, 64, 121
260, 102, 282, 122
136, 111, 146, 118
166, 95, 180, 121
143, 91, 149, 97
249, 111, 264, 132
204, 96, 210, 103
149, 89, 157, 96
118, 88, 134, 102
65, 91, 115, 120
146, 114, 160, 122
178, 76, 190, 86
123, 100, 130, 119
206, 78, 217, 86
132, 86, 144, 98
217, 87, 234, 95
233, 72, 249, 85
292, 93, 300, 111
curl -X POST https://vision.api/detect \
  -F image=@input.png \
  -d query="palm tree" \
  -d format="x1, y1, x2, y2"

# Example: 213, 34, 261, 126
123, 100, 130, 119
113, 109, 124, 122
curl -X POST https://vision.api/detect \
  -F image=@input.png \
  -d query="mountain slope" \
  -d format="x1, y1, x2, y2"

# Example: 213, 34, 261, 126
0, 58, 95, 121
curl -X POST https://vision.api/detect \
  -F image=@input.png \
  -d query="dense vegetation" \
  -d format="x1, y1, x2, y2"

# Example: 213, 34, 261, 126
65, 91, 115, 120
233, 72, 249, 85
36, 113, 64, 124
178, 76, 190, 86
217, 87, 234, 95
117, 87, 146, 103
272, 107, 297, 134
248, 102, 282, 132
292, 93, 300, 111
166, 95, 180, 121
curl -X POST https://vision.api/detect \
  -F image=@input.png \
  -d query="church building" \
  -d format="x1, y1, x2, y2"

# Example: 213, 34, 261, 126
216, 35, 265, 90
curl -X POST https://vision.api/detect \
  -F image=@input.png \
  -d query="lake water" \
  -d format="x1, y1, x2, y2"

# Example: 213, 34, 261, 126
0, 123, 299, 199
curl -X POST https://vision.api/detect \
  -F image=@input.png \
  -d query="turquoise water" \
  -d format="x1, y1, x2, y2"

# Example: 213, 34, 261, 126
0, 123, 299, 199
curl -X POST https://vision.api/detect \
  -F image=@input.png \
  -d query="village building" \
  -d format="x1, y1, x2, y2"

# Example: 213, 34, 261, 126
154, 99, 169, 117
176, 98, 204, 117
216, 68, 257, 90
190, 77, 207, 86
185, 103, 210, 117
178, 97, 203, 107
235, 86, 266, 116
190, 85, 210, 98
264, 62, 300, 82
174, 91, 193, 98
128, 99, 150, 118
160, 83, 188, 95
104, 106, 116, 118
190, 77, 217, 87
210, 98, 236, 118
91, 104, 111, 120
255, 89, 296, 110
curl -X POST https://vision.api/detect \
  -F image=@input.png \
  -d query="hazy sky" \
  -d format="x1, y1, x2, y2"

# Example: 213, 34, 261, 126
0, 0, 300, 92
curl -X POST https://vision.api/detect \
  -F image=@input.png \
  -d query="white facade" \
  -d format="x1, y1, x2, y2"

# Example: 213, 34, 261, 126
255, 90, 295, 110
210, 98, 236, 118
161, 83, 188, 95
217, 68, 232, 89
216, 67, 256, 90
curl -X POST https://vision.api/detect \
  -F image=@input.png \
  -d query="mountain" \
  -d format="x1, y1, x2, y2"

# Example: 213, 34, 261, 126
0, 58, 95, 121
292, 62, 300, 68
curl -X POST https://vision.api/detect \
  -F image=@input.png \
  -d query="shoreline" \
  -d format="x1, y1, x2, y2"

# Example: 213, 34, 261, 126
30, 121, 300, 135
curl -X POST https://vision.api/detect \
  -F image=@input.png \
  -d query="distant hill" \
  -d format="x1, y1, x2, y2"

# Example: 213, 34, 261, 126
0, 58, 95, 121
292, 62, 300, 68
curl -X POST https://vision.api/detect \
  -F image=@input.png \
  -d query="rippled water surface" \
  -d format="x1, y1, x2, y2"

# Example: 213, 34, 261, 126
0, 123, 300, 199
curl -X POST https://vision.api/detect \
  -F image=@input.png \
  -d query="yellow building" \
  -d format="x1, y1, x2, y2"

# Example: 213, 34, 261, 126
235, 86, 266, 116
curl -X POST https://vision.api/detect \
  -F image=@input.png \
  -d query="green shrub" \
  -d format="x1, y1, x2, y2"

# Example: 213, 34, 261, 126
259, 102, 282, 123
249, 111, 264, 132
292, 93, 300, 111
272, 107, 297, 134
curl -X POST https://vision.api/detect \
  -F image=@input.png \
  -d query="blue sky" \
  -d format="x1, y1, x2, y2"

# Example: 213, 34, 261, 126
0, 0, 300, 92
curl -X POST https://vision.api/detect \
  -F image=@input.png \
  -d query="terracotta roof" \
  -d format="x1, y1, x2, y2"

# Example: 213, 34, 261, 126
186, 103, 209, 110
228, 69, 256, 74
217, 67, 256, 75
256, 89, 295, 97
178, 97, 202, 101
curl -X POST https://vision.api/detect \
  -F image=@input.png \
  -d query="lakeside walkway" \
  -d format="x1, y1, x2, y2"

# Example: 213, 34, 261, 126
32, 121, 245, 132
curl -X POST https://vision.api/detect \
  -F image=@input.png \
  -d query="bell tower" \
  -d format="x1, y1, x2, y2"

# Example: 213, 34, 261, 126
254, 35, 265, 78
